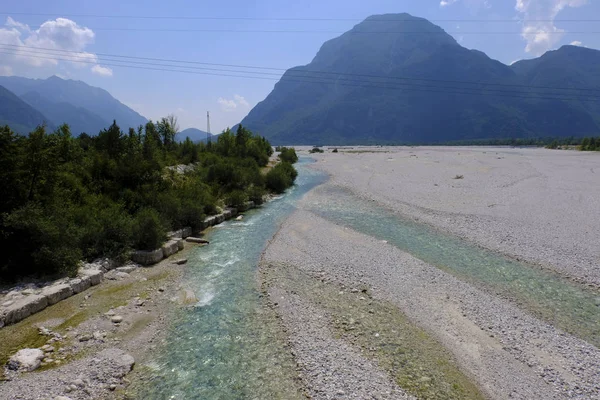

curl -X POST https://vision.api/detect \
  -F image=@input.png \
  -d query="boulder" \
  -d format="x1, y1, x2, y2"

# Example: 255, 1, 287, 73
186, 237, 209, 244
69, 278, 91, 294
174, 258, 188, 265
161, 239, 180, 257
235, 215, 244, 221
176, 238, 185, 251
79, 269, 104, 286
204, 216, 217, 227
181, 227, 192, 238
116, 265, 137, 274
41, 284, 73, 305
131, 249, 164, 266
178, 288, 198, 305
1, 295, 49, 326
8, 348, 44, 371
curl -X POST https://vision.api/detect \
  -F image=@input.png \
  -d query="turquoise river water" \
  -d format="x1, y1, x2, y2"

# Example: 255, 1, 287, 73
135, 157, 600, 399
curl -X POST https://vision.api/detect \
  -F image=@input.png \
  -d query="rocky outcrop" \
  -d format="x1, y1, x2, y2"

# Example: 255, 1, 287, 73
186, 237, 209, 244
1, 295, 49, 327
131, 249, 164, 266
41, 284, 73, 305
8, 348, 44, 371
161, 239, 180, 258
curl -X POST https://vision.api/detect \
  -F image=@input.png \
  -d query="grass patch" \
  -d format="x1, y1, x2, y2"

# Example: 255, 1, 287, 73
265, 264, 485, 400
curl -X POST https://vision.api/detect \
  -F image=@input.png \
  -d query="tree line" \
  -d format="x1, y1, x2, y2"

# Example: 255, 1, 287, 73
0, 120, 297, 282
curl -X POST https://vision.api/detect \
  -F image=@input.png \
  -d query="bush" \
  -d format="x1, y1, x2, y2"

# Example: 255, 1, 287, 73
278, 147, 298, 164
309, 147, 324, 154
266, 162, 298, 194
132, 208, 167, 251
332, 148, 338, 153
247, 185, 266, 205
226, 190, 249, 208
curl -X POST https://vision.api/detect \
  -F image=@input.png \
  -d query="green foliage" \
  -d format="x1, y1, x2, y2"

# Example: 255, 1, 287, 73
309, 147, 324, 153
278, 147, 298, 164
579, 136, 600, 151
132, 208, 167, 251
0, 122, 282, 282
266, 162, 298, 194
332, 148, 339, 153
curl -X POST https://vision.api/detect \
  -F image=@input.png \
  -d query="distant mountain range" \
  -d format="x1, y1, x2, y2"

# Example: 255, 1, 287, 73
240, 13, 600, 145
0, 75, 147, 135
178, 127, 213, 143
0, 85, 54, 134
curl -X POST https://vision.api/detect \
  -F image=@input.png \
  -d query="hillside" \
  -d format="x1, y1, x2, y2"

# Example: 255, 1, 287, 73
0, 75, 147, 135
0, 85, 53, 134
240, 13, 600, 145
178, 127, 213, 143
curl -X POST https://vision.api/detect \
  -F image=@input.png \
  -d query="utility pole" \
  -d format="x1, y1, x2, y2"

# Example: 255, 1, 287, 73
207, 111, 211, 144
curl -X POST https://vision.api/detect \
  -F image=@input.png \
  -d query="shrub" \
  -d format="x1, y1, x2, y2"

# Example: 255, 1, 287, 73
247, 185, 266, 205
279, 147, 298, 164
332, 148, 338, 153
132, 208, 167, 251
226, 190, 249, 208
266, 162, 298, 194
309, 147, 324, 154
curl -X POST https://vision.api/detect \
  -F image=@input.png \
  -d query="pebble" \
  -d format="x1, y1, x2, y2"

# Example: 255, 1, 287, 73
111, 315, 124, 324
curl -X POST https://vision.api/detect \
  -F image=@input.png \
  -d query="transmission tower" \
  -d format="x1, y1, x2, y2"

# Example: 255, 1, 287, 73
206, 111, 211, 144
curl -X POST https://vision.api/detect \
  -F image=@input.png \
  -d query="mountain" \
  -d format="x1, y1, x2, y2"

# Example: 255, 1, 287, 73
240, 13, 600, 145
0, 85, 54, 134
178, 128, 213, 143
0, 75, 147, 135
20, 91, 108, 135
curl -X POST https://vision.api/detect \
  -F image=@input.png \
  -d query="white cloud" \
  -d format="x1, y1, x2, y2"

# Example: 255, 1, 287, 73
91, 64, 112, 77
218, 94, 250, 112
0, 17, 109, 75
570, 40, 584, 46
515, 0, 589, 55
440, 0, 459, 6
233, 94, 249, 107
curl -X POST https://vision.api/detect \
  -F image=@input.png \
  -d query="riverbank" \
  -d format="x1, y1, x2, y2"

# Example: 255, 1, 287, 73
304, 146, 600, 287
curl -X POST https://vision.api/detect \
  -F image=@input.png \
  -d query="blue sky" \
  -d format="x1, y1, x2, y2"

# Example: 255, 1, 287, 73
0, 0, 599, 132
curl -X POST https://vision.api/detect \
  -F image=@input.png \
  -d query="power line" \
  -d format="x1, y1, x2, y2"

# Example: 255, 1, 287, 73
6, 45, 600, 99
2, 43, 599, 95
1, 12, 600, 22
1, 47, 599, 102
14, 27, 600, 34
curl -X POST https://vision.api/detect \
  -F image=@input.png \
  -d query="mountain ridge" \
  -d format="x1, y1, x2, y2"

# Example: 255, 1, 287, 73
240, 13, 600, 145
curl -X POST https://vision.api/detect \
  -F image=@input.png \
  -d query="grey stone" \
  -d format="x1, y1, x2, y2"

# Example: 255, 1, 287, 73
41, 344, 54, 352
177, 238, 185, 251
8, 348, 44, 371
42, 284, 73, 305
161, 239, 180, 257
1, 294, 48, 326
181, 226, 192, 238
175, 258, 188, 265
186, 237, 209, 244
111, 315, 123, 324
69, 278, 91, 294
79, 269, 104, 286
131, 249, 164, 265
116, 265, 137, 273
55, 396, 73, 400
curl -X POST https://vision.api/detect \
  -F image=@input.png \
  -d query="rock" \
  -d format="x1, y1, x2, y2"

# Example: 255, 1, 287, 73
109, 384, 117, 391
158, 287, 165, 292
235, 215, 244, 221
8, 348, 44, 371
131, 249, 164, 266
116, 265, 137, 273
1, 294, 48, 326
78, 334, 92, 342
105, 309, 116, 316
111, 315, 123, 324
79, 268, 104, 286
72, 378, 85, 387
41, 344, 54, 353
186, 237, 209, 244
93, 331, 106, 340
174, 258, 188, 265
181, 226, 192, 238
41, 284, 74, 305
2, 300, 14, 307
55, 396, 73, 400
69, 278, 91, 294
21, 288, 36, 295
177, 238, 185, 251
161, 239, 180, 257
178, 288, 198, 305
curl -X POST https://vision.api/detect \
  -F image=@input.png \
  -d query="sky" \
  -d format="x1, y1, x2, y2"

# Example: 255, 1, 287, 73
0, 0, 599, 133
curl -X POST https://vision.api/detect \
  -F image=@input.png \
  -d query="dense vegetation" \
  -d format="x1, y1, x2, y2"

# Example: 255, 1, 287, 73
240, 13, 600, 145
276, 146, 299, 163
0, 122, 295, 282
546, 136, 600, 151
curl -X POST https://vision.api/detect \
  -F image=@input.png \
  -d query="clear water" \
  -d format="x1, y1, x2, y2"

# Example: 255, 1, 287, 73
309, 185, 600, 347
133, 159, 326, 399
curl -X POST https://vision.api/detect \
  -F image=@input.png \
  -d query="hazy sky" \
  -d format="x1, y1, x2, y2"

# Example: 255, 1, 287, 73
0, 0, 598, 133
